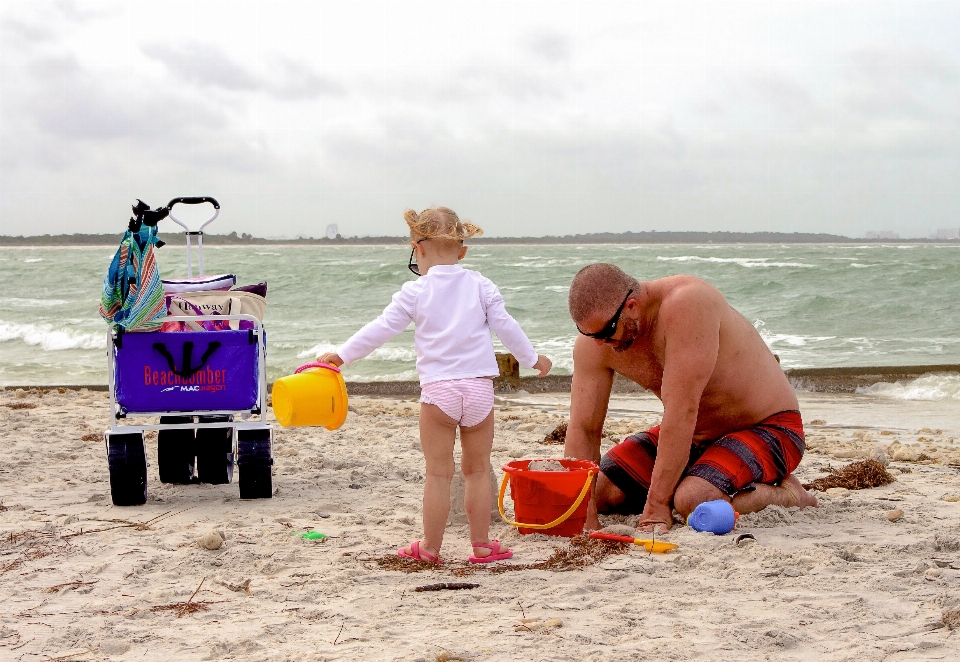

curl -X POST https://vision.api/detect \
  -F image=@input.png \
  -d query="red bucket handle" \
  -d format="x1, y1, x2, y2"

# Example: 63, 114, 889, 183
497, 469, 596, 531
294, 362, 341, 374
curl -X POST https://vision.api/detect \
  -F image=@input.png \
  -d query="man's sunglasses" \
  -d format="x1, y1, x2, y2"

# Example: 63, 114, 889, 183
408, 238, 428, 276
576, 289, 634, 341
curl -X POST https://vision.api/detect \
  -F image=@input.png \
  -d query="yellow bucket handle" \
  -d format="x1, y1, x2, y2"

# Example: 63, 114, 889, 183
498, 469, 596, 531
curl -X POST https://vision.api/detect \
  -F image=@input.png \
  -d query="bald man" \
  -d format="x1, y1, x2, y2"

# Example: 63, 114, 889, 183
565, 264, 817, 532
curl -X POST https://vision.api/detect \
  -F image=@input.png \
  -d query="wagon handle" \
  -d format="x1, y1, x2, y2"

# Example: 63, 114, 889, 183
165, 196, 220, 277
497, 469, 596, 530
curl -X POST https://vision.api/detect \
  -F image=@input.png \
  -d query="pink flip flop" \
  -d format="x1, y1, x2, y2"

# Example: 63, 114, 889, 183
468, 540, 513, 564
398, 541, 442, 565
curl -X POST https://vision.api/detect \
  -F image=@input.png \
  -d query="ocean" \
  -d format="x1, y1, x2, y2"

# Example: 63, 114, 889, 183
2, 242, 959, 399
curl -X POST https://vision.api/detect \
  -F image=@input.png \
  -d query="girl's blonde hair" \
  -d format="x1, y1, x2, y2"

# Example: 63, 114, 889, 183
404, 206, 483, 242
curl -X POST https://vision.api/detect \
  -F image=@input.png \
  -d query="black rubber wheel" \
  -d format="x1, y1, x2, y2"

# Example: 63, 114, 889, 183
196, 416, 233, 485
238, 428, 273, 499
157, 416, 195, 484
238, 464, 273, 499
107, 432, 147, 506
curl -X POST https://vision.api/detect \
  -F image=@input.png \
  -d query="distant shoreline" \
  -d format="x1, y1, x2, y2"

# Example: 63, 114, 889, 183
1, 231, 954, 246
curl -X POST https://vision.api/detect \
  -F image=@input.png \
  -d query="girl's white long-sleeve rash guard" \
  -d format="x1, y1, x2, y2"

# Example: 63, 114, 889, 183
337, 264, 539, 385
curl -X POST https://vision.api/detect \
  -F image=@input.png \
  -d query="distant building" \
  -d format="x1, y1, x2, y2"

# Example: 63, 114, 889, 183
325, 224, 339, 240
865, 231, 900, 239
936, 228, 960, 240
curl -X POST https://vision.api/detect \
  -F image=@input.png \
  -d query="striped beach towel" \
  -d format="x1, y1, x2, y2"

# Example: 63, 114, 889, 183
99, 224, 166, 331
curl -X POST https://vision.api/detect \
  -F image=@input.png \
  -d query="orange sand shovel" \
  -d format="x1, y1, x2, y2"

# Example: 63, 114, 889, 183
589, 531, 678, 553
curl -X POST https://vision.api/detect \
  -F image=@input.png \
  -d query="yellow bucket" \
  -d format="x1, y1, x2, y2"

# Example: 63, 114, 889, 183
272, 362, 348, 429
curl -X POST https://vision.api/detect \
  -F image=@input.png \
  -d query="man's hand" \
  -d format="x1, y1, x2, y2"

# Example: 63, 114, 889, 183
316, 352, 344, 367
638, 499, 673, 534
532, 354, 552, 377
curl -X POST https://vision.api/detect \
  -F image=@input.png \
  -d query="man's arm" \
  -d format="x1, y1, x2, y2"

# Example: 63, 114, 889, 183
565, 335, 614, 463
565, 335, 614, 529
640, 284, 722, 531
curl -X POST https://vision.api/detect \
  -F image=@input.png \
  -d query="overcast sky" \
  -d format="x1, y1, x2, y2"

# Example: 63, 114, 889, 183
2, 1, 958, 238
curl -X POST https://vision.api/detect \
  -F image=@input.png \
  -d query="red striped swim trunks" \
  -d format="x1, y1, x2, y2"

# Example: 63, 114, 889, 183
599, 410, 805, 513
419, 378, 495, 428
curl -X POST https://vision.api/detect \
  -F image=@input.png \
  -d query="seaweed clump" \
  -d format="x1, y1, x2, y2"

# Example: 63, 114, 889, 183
543, 422, 567, 445
373, 534, 629, 575
802, 459, 895, 491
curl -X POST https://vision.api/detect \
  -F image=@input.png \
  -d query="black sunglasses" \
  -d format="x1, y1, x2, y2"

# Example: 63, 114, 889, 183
576, 289, 634, 341
408, 238, 429, 276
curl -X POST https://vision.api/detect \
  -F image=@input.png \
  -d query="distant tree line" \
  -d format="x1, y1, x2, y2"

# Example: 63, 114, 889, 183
0, 230, 941, 246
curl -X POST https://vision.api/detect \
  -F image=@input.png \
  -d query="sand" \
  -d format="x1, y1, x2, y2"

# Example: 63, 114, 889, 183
1, 387, 959, 661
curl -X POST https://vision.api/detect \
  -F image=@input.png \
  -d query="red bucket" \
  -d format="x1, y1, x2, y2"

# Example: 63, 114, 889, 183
498, 459, 598, 537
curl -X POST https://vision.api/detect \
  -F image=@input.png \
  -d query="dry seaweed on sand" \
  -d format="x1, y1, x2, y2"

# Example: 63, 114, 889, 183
802, 459, 895, 491
151, 577, 218, 618
543, 423, 567, 444
489, 534, 629, 573
374, 555, 435, 573
3, 403, 36, 410
373, 534, 629, 575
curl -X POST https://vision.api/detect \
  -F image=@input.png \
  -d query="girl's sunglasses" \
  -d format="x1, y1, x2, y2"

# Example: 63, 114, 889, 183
408, 237, 429, 276
575, 289, 633, 341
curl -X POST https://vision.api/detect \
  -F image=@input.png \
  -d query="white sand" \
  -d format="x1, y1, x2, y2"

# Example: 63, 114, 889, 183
1, 388, 959, 661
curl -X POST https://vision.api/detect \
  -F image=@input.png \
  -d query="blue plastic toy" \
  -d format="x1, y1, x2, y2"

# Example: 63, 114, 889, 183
687, 500, 738, 534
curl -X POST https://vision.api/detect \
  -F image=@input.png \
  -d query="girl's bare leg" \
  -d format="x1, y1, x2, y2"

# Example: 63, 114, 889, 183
459, 411, 510, 559
400, 403, 457, 559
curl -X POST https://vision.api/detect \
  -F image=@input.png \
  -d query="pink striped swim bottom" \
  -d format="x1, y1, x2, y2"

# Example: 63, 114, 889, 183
419, 378, 495, 428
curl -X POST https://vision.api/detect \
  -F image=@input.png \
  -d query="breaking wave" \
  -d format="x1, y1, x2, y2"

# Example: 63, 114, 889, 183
857, 374, 960, 401
657, 256, 814, 268
0, 320, 105, 351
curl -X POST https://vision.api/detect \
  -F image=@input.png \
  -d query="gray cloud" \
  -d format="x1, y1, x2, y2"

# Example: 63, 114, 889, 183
52, 0, 120, 23
143, 43, 347, 100
525, 31, 572, 63
0, 16, 56, 44
841, 43, 960, 124
142, 43, 261, 91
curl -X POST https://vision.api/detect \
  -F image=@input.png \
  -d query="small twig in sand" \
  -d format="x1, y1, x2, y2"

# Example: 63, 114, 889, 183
413, 582, 479, 592
518, 601, 526, 619
187, 577, 205, 603
47, 649, 97, 661
333, 623, 344, 645
0, 630, 20, 647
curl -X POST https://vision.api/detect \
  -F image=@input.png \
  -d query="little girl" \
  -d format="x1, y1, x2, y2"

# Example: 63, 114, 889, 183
318, 207, 551, 564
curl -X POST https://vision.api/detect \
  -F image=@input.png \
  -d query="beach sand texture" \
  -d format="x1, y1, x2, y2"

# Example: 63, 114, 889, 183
1, 388, 960, 661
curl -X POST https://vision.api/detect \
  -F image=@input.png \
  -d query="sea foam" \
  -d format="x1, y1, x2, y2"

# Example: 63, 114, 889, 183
857, 374, 960, 401
0, 320, 105, 351
657, 256, 814, 268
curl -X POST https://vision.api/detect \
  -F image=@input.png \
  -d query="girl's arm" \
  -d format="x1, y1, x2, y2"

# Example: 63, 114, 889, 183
482, 280, 545, 372
320, 285, 416, 367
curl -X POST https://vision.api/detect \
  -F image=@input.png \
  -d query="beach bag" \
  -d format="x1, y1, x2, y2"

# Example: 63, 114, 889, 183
162, 290, 266, 331
114, 329, 260, 412
99, 224, 166, 331
162, 273, 236, 293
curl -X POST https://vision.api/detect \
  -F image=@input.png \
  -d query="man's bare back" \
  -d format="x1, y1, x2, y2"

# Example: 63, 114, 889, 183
565, 267, 816, 532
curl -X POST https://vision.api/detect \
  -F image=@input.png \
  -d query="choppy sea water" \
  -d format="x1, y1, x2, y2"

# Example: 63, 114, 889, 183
2, 243, 959, 399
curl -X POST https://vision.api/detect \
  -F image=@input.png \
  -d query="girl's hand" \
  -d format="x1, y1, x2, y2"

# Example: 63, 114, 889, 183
532, 354, 552, 377
316, 352, 344, 367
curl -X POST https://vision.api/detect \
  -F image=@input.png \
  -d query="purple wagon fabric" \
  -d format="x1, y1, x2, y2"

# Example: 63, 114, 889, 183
115, 330, 259, 412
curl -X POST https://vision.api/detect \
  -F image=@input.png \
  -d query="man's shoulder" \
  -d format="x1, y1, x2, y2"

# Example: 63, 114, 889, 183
657, 277, 723, 319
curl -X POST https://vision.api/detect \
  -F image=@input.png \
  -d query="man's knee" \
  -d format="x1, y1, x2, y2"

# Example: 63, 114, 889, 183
595, 472, 626, 513
673, 476, 727, 518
